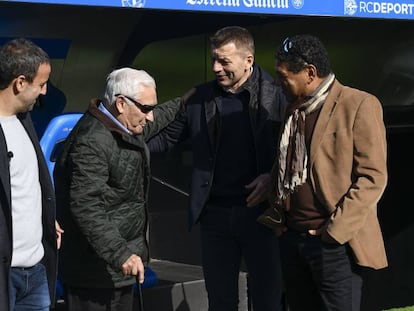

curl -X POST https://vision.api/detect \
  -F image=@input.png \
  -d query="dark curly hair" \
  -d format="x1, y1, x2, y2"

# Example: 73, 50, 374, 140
275, 34, 331, 77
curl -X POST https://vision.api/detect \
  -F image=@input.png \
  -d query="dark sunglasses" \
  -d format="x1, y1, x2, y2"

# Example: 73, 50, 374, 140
282, 37, 310, 64
115, 93, 155, 114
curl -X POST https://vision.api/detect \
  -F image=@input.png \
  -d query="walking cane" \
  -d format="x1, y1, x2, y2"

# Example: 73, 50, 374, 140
136, 277, 144, 311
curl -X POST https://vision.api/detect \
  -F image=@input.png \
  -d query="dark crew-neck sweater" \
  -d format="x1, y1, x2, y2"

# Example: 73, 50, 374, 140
208, 90, 256, 207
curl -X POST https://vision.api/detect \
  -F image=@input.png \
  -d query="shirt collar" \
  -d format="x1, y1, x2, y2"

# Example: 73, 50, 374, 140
98, 102, 131, 135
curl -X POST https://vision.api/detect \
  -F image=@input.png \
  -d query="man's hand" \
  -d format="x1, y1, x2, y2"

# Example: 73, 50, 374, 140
308, 227, 324, 236
245, 173, 271, 207
121, 254, 145, 284
55, 221, 64, 250
308, 226, 338, 244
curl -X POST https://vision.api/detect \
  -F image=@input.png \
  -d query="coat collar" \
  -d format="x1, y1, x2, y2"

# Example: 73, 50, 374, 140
204, 64, 262, 149
0, 125, 11, 205
88, 99, 147, 149
309, 79, 342, 164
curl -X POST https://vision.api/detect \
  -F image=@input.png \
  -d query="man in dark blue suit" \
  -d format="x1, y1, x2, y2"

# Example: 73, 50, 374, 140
148, 26, 286, 311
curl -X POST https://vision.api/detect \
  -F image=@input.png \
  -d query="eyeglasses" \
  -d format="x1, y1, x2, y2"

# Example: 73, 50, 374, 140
282, 37, 309, 65
115, 94, 155, 114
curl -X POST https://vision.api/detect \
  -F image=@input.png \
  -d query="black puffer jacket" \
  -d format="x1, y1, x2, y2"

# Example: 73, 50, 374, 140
54, 98, 181, 288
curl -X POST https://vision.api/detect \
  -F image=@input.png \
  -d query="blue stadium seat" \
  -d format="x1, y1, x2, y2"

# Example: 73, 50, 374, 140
40, 112, 83, 181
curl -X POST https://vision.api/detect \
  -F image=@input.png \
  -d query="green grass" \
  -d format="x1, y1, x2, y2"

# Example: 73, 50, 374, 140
384, 306, 414, 311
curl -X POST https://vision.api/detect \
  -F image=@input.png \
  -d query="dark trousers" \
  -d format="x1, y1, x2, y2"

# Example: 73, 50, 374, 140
64, 285, 134, 311
200, 204, 283, 311
279, 229, 362, 311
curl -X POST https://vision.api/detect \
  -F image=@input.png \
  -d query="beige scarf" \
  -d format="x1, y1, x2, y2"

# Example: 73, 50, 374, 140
276, 73, 335, 205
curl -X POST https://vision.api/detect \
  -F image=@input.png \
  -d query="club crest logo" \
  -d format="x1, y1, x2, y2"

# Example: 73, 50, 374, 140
344, 0, 358, 15
291, 0, 304, 9
121, 0, 146, 8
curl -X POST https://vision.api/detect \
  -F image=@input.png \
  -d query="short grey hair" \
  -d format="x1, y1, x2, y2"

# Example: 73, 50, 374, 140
103, 67, 156, 107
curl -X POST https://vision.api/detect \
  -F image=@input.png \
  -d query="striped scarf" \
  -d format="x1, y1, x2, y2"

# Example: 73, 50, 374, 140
276, 73, 335, 206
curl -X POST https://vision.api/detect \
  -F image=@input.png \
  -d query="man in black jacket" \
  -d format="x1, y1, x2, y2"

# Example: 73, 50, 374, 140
148, 26, 286, 311
54, 67, 182, 311
0, 38, 61, 311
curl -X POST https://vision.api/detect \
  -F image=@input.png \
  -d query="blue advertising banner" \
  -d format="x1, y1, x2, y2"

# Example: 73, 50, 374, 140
8, 0, 414, 20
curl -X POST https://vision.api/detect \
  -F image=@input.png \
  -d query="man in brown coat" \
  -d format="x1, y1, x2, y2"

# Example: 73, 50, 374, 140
263, 34, 387, 311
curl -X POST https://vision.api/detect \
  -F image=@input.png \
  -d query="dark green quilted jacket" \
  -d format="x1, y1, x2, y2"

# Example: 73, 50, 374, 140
54, 98, 181, 288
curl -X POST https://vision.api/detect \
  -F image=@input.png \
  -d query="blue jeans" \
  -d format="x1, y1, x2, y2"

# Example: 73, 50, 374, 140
200, 204, 283, 311
9, 263, 50, 311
